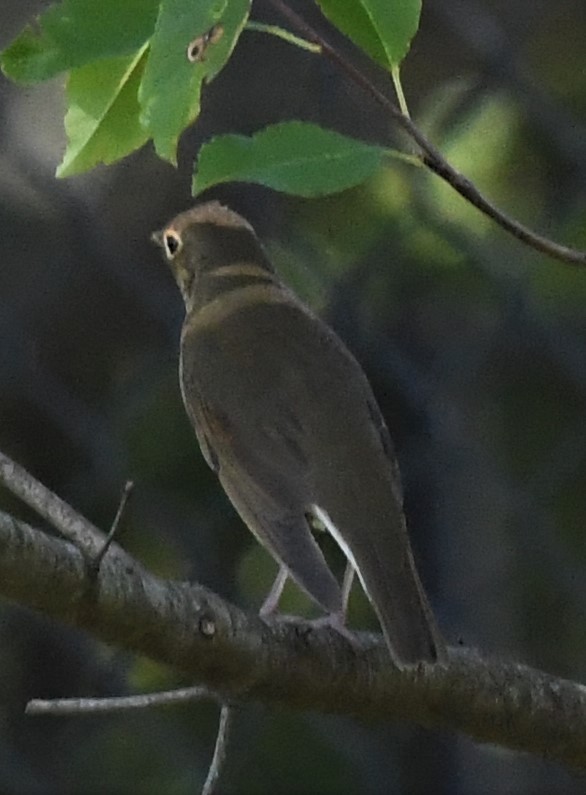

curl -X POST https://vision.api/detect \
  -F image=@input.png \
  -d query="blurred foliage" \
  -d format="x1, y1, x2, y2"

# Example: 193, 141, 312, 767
0, 1, 585, 794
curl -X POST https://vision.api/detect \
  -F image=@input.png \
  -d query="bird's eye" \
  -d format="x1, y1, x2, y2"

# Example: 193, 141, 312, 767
164, 230, 182, 259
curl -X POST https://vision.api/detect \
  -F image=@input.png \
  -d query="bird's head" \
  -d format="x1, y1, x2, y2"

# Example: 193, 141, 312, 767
152, 201, 273, 308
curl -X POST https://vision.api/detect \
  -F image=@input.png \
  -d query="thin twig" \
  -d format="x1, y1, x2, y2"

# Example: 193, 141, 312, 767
26, 686, 221, 716
265, 0, 586, 267
91, 479, 134, 572
202, 705, 235, 795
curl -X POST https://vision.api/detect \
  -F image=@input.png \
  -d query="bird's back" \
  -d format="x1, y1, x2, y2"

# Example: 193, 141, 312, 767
180, 268, 445, 667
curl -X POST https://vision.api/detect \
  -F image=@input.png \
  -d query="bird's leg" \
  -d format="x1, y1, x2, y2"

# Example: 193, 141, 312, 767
341, 560, 355, 615
307, 562, 358, 646
311, 561, 355, 624
259, 565, 289, 617
260, 562, 360, 650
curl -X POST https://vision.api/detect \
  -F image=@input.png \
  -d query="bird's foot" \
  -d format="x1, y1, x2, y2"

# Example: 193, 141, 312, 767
307, 612, 361, 650
259, 567, 289, 618
264, 610, 361, 652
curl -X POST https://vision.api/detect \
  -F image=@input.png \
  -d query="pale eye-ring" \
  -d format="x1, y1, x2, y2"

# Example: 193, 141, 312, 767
164, 230, 182, 259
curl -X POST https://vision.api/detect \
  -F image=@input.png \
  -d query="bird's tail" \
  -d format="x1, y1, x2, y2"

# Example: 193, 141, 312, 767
313, 500, 445, 669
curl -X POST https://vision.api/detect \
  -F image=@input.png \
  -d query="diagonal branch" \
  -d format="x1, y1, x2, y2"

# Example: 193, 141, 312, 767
264, 0, 586, 267
0, 455, 586, 772
0, 449, 106, 557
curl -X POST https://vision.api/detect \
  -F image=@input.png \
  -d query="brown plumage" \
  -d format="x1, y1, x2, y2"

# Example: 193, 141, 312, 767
152, 201, 445, 668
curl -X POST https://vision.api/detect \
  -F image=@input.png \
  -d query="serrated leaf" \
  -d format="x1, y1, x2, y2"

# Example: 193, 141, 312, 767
193, 122, 387, 197
316, 0, 421, 69
1, 0, 159, 83
139, 0, 250, 164
57, 46, 149, 177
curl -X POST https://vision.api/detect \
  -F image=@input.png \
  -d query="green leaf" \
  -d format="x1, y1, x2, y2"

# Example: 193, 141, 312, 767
315, 0, 421, 69
192, 122, 387, 197
57, 46, 149, 177
1, 0, 159, 83
139, 0, 250, 164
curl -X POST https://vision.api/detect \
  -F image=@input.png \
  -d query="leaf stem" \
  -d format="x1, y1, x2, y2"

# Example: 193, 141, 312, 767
385, 149, 422, 168
391, 65, 410, 118
245, 21, 321, 54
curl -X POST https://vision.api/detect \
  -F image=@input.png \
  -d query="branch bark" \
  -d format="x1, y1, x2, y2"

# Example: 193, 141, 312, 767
1, 458, 586, 773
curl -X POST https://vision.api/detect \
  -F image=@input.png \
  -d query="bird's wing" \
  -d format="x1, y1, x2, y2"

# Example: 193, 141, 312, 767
218, 452, 343, 614
364, 394, 404, 507
181, 322, 342, 614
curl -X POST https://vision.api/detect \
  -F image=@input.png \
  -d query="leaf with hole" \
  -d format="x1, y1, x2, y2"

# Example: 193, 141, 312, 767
138, 0, 250, 164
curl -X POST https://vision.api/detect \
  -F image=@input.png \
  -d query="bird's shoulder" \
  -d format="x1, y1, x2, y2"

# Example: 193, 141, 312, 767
181, 282, 336, 357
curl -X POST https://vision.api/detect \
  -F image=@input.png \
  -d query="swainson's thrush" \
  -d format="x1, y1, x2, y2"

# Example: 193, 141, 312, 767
152, 201, 445, 668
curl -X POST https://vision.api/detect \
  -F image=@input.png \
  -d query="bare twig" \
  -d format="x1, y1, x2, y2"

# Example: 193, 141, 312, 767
91, 479, 134, 572
26, 671, 235, 795
26, 686, 220, 716
202, 705, 235, 795
265, 0, 586, 267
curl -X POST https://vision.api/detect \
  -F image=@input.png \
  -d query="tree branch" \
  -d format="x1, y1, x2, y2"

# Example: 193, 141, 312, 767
264, 0, 586, 267
1, 463, 586, 772
0, 449, 106, 557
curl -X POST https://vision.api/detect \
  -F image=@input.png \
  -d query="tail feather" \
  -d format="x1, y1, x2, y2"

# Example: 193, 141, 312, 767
312, 502, 445, 669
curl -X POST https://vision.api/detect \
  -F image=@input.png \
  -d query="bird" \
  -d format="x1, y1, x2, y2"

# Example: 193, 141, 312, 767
152, 201, 445, 668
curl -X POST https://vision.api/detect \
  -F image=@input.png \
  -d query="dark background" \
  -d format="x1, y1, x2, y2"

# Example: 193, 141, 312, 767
1, 1, 586, 792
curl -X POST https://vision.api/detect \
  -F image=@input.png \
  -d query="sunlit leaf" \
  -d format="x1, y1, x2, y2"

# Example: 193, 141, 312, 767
193, 121, 387, 196
139, 0, 250, 163
57, 46, 149, 177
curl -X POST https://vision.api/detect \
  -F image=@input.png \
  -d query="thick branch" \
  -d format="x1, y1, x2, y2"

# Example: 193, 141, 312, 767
1, 506, 586, 771
265, 0, 586, 267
